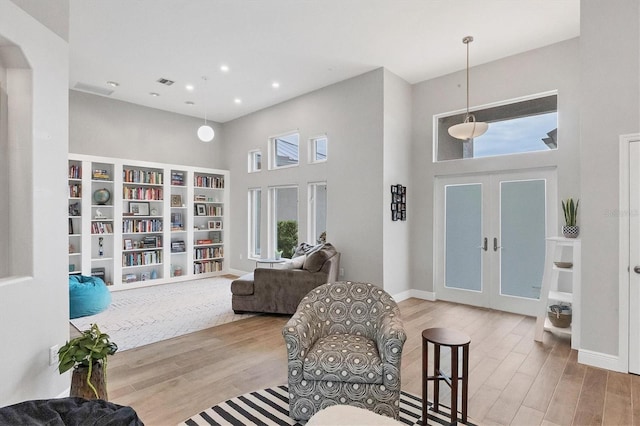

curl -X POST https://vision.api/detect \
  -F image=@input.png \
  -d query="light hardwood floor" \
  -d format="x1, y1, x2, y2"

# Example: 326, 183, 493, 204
104, 298, 639, 425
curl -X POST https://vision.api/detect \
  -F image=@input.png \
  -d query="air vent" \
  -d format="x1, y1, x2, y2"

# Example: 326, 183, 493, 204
73, 82, 114, 96
157, 78, 175, 86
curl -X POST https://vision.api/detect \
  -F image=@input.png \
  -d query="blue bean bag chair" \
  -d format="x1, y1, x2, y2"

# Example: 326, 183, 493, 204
69, 275, 111, 319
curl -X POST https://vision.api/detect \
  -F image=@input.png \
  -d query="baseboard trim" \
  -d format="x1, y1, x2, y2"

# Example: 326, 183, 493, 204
228, 268, 250, 277
578, 348, 627, 373
393, 289, 436, 302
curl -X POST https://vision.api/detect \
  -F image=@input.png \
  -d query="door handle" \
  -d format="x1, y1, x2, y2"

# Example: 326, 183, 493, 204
634, 266, 640, 274
478, 237, 488, 251
493, 237, 501, 252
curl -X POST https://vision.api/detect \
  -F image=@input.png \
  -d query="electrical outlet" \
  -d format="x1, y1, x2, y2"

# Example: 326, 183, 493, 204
339, 267, 345, 277
49, 345, 59, 366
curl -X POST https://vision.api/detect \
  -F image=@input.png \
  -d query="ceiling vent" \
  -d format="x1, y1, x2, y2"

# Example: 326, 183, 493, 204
73, 82, 114, 96
156, 78, 175, 86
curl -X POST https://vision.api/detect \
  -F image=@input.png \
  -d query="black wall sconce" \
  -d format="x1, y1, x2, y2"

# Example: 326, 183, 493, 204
391, 184, 406, 221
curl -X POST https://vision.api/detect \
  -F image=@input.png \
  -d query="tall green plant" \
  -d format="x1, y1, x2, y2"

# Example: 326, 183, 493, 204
277, 220, 298, 259
562, 198, 579, 226
58, 323, 117, 398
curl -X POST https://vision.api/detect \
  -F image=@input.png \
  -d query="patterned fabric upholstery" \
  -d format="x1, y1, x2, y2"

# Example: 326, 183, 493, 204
282, 281, 407, 420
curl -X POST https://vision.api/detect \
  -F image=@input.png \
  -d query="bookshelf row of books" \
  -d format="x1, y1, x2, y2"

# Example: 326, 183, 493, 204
123, 168, 163, 185
171, 171, 185, 186
204, 205, 223, 216
122, 219, 163, 233
69, 183, 82, 198
122, 250, 163, 267
171, 240, 186, 253
194, 246, 223, 260
194, 260, 223, 274
123, 186, 164, 200
68, 164, 82, 179
123, 236, 162, 250
194, 175, 224, 189
91, 221, 113, 234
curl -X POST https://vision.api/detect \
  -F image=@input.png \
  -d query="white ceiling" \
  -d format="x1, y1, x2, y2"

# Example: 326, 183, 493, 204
69, 0, 580, 123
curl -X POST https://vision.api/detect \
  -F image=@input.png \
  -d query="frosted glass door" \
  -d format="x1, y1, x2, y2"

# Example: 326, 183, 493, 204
435, 170, 556, 316
445, 184, 482, 292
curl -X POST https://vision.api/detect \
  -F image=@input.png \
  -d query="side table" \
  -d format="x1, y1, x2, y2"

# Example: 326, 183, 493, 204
422, 327, 471, 425
255, 258, 285, 269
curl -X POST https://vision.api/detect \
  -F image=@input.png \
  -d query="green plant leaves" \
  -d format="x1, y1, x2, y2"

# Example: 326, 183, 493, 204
562, 198, 579, 226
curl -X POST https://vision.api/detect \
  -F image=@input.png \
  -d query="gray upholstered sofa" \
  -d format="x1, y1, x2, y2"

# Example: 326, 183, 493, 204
231, 243, 340, 315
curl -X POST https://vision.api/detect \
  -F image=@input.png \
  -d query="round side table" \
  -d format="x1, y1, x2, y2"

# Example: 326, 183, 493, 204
422, 327, 471, 425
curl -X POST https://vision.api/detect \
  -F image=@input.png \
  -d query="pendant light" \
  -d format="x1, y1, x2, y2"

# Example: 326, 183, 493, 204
197, 76, 215, 142
448, 36, 488, 140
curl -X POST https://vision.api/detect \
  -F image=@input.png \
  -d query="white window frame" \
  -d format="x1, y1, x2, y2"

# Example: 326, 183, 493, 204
268, 185, 299, 258
247, 188, 262, 259
248, 149, 262, 173
307, 182, 327, 243
309, 135, 328, 164
269, 131, 300, 170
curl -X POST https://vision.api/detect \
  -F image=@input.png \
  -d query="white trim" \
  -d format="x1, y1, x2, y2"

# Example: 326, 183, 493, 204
247, 149, 262, 173
228, 268, 251, 277
619, 133, 640, 374
308, 134, 328, 164
392, 289, 436, 302
578, 349, 626, 373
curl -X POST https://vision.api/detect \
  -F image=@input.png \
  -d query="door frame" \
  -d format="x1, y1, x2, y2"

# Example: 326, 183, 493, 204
619, 133, 640, 373
433, 168, 557, 316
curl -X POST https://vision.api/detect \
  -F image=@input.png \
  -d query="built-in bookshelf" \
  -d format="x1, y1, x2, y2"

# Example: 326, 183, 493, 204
68, 160, 83, 276
193, 172, 225, 275
68, 154, 229, 290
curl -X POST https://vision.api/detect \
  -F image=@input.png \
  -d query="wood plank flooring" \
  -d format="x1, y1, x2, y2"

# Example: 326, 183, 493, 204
103, 298, 638, 425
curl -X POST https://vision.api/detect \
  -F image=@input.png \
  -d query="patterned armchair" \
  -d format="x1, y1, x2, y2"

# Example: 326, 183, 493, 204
282, 281, 406, 420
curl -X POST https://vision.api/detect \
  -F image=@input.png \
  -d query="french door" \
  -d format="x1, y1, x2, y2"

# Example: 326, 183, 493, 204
434, 169, 557, 316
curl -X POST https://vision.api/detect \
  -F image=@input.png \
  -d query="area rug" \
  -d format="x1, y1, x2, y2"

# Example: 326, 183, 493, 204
179, 385, 478, 426
70, 276, 254, 351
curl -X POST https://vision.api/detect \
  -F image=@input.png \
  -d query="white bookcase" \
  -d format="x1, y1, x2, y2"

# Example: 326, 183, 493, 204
68, 154, 229, 290
534, 237, 581, 350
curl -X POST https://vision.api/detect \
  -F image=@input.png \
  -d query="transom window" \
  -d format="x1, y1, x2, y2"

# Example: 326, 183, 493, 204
270, 132, 299, 169
435, 93, 558, 161
309, 136, 328, 163
248, 149, 262, 173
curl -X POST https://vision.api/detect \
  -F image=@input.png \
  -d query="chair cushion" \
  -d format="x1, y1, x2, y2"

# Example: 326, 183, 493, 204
303, 243, 337, 273
230, 273, 254, 296
68, 275, 111, 319
303, 333, 383, 384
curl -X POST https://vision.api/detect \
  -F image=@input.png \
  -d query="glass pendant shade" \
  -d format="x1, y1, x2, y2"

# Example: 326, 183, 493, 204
197, 124, 215, 142
448, 115, 488, 140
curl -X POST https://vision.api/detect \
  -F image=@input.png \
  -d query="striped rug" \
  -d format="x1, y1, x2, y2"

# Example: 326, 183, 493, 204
179, 385, 477, 426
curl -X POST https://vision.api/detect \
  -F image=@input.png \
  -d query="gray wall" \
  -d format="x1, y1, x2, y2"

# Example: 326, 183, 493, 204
410, 38, 581, 293
580, 0, 640, 357
382, 69, 412, 296
223, 69, 385, 286
10, 0, 69, 41
0, 63, 7, 276
69, 90, 225, 169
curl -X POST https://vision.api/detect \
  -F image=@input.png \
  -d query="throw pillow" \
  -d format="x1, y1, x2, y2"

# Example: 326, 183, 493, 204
293, 242, 315, 257
303, 243, 337, 273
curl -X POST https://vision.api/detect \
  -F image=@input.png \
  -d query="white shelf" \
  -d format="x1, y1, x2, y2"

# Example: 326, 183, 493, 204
535, 238, 581, 350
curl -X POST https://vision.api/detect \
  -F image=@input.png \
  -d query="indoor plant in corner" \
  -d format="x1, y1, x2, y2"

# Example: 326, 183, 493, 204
562, 197, 580, 238
58, 323, 118, 400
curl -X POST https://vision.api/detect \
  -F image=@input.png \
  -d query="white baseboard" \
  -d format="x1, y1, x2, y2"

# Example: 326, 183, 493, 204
228, 268, 250, 276
393, 289, 436, 302
578, 348, 627, 373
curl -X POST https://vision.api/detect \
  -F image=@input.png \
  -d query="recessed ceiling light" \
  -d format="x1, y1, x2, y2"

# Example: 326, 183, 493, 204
272, 81, 280, 89
185, 101, 195, 105
234, 98, 242, 104
220, 64, 229, 73
185, 84, 194, 91
106, 81, 119, 87
149, 92, 160, 97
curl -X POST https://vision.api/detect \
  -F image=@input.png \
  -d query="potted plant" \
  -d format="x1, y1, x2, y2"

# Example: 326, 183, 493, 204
561, 197, 580, 238
58, 323, 118, 400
